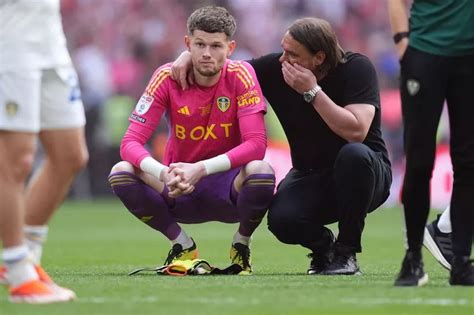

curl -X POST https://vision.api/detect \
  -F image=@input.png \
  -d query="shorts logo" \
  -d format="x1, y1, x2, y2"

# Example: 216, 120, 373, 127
5, 101, 18, 117
217, 96, 230, 112
135, 94, 154, 115
406, 79, 420, 96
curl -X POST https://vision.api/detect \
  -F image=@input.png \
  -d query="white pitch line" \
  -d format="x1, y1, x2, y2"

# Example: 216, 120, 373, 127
75, 296, 262, 305
341, 297, 472, 306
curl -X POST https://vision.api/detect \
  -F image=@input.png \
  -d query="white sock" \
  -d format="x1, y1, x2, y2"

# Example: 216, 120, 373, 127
24, 225, 49, 265
171, 229, 194, 249
437, 206, 452, 234
233, 231, 251, 246
3, 245, 38, 288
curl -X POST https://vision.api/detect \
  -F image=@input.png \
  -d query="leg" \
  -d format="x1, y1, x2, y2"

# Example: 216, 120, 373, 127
108, 161, 181, 240
229, 161, 275, 274
0, 132, 36, 248
0, 70, 76, 302
446, 54, 474, 286
268, 168, 337, 251
232, 160, 275, 238
333, 143, 391, 253
400, 48, 447, 253
25, 128, 88, 225
395, 48, 447, 286
323, 143, 391, 275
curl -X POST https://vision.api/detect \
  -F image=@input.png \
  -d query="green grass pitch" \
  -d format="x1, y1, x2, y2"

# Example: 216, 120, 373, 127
1, 199, 472, 315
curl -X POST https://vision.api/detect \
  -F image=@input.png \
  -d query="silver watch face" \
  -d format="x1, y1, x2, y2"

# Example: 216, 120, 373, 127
303, 92, 313, 103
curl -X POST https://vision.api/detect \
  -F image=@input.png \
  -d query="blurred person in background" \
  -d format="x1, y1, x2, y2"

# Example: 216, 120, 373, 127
389, 0, 474, 287
0, 0, 88, 303
172, 17, 392, 276
108, 6, 275, 275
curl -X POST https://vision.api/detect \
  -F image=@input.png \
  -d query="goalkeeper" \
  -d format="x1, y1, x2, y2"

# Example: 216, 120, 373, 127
108, 6, 275, 275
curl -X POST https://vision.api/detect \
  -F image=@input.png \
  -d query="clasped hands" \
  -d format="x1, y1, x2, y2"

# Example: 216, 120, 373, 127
161, 161, 207, 198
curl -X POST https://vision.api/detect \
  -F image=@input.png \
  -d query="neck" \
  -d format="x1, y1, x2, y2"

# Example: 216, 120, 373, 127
315, 67, 328, 81
193, 68, 221, 87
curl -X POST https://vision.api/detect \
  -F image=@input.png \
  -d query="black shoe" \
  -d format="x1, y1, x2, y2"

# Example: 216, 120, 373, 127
423, 215, 453, 270
321, 249, 360, 275
394, 251, 428, 286
307, 250, 333, 275
230, 242, 252, 274
450, 256, 474, 286
164, 239, 198, 265
307, 229, 335, 275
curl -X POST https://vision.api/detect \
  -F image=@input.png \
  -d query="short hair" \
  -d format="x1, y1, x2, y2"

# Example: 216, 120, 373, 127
288, 18, 345, 73
187, 6, 236, 39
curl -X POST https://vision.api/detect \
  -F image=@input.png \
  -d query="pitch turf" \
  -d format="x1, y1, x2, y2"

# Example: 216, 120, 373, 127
1, 199, 472, 315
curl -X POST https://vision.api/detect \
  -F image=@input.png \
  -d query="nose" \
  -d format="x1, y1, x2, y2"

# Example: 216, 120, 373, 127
279, 52, 287, 63
203, 46, 211, 58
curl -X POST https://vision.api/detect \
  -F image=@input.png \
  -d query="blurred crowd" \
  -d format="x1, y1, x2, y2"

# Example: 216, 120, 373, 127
58, 0, 444, 198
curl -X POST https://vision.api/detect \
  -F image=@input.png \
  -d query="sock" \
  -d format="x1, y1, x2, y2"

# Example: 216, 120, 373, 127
171, 229, 194, 249
24, 225, 48, 265
109, 171, 181, 240
235, 174, 275, 237
437, 206, 452, 233
233, 231, 251, 246
3, 245, 38, 288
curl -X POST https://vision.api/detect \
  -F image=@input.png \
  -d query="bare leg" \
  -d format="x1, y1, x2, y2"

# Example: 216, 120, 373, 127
24, 127, 88, 225
0, 131, 36, 247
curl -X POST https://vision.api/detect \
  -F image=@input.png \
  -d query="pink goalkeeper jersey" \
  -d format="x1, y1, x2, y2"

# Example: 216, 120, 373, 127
128, 59, 266, 165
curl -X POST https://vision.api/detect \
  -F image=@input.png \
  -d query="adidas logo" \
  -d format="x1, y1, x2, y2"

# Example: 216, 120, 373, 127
177, 106, 190, 115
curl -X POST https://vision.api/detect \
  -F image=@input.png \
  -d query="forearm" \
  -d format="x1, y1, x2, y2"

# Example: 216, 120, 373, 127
312, 91, 367, 142
388, 0, 409, 34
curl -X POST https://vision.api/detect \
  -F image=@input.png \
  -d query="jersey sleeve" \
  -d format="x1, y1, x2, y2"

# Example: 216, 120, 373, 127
120, 65, 170, 167
225, 111, 267, 168
341, 55, 380, 110
229, 61, 267, 118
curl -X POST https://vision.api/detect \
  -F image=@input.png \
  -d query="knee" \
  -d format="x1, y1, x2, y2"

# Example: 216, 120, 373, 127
70, 146, 89, 173
336, 143, 371, 167
108, 161, 137, 190
110, 161, 135, 174
267, 206, 296, 243
242, 160, 274, 176
50, 145, 88, 174
11, 152, 35, 183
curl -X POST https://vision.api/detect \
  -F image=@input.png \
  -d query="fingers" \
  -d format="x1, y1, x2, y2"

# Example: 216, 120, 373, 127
180, 72, 189, 90
188, 71, 195, 86
167, 183, 195, 198
166, 174, 182, 187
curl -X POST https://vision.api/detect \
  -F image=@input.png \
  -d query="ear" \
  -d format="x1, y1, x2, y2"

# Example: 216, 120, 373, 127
227, 40, 236, 57
184, 35, 191, 52
313, 50, 326, 67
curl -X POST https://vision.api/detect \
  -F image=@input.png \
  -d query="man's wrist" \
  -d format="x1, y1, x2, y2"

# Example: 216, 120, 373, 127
393, 31, 409, 44
303, 85, 322, 103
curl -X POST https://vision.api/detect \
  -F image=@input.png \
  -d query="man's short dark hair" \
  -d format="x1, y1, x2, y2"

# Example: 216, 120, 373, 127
288, 18, 345, 73
187, 6, 236, 39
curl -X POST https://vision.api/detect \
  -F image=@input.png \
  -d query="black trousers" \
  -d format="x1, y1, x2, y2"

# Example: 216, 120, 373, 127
400, 47, 474, 256
268, 143, 392, 253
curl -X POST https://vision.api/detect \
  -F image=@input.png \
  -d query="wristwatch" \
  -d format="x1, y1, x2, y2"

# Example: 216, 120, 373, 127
303, 85, 322, 103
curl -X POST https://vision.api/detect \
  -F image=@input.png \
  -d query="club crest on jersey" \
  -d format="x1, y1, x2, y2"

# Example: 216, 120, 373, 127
217, 96, 230, 112
406, 79, 420, 96
135, 94, 154, 115
5, 101, 18, 117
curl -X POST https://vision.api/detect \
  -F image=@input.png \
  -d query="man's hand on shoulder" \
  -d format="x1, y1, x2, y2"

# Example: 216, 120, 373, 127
170, 51, 194, 90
